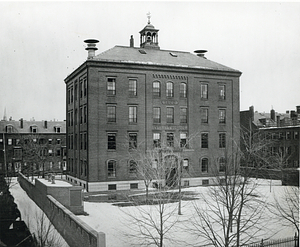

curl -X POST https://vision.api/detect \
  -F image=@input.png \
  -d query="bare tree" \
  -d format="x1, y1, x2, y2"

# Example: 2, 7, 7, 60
25, 208, 68, 247
121, 146, 184, 247
269, 185, 299, 235
188, 132, 272, 247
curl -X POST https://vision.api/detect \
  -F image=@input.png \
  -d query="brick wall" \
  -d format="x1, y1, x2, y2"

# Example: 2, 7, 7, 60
18, 173, 106, 247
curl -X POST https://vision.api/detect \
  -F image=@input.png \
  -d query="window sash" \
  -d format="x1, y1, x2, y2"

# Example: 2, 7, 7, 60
153, 107, 161, 123
219, 85, 226, 100
201, 84, 208, 99
201, 133, 208, 148
167, 107, 174, 123
108, 161, 116, 177
180, 108, 187, 123
153, 133, 161, 147
129, 80, 137, 96
129, 133, 137, 149
167, 133, 174, 147
166, 82, 174, 97
107, 106, 116, 122
201, 158, 208, 172
219, 133, 226, 148
219, 109, 226, 123
180, 83, 187, 98
153, 82, 160, 97
107, 134, 116, 150
107, 78, 116, 95
129, 106, 137, 123
201, 108, 208, 123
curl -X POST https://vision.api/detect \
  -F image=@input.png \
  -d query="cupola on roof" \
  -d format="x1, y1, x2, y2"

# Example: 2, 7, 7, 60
139, 12, 160, 50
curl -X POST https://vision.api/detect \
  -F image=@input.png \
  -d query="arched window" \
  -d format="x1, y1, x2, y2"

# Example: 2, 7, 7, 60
201, 158, 208, 173
107, 160, 116, 178
153, 81, 161, 97
219, 157, 226, 172
180, 83, 187, 98
166, 82, 174, 97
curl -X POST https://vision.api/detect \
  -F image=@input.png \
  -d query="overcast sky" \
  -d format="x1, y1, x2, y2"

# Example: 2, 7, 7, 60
0, 1, 299, 121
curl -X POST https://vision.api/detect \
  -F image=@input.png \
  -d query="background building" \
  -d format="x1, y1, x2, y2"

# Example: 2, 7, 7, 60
65, 19, 242, 191
0, 118, 66, 176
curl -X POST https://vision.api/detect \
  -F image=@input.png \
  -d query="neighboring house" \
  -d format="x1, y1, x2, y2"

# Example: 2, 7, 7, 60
65, 18, 242, 192
240, 105, 300, 183
0, 118, 67, 176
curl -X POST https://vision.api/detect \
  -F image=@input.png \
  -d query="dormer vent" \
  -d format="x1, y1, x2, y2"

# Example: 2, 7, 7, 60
169, 52, 178, 57
84, 39, 99, 59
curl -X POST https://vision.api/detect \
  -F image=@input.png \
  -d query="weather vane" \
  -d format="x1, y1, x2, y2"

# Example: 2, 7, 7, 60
147, 12, 151, 24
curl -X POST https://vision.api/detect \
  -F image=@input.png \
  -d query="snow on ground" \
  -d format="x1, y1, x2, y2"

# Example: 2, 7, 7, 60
77, 179, 298, 247
9, 177, 69, 247
10, 177, 298, 247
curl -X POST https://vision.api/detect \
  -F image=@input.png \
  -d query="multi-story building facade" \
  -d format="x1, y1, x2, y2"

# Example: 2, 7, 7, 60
240, 105, 300, 175
65, 19, 242, 191
0, 118, 66, 176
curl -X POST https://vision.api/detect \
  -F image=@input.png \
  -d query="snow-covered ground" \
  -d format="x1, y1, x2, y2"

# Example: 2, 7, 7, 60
10, 177, 298, 247
78, 179, 298, 247
9, 178, 69, 247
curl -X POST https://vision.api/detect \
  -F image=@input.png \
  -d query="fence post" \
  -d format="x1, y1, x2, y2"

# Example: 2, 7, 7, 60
295, 232, 299, 247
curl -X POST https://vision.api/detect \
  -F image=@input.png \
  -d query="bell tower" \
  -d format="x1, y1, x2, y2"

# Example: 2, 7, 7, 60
139, 12, 160, 50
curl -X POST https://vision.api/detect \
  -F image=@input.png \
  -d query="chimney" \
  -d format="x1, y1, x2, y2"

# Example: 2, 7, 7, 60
20, 118, 23, 128
296, 105, 300, 114
270, 109, 275, 121
249, 106, 254, 121
276, 116, 281, 127
44, 120, 47, 129
290, 110, 297, 120
84, 39, 99, 59
130, 35, 134, 48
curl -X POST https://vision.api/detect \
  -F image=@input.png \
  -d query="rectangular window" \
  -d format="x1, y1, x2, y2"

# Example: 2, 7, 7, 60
219, 133, 226, 148
48, 139, 52, 144
294, 131, 299, 139
200, 108, 208, 123
286, 131, 291, 140
129, 133, 137, 149
56, 139, 61, 145
56, 148, 61, 156
167, 133, 174, 147
31, 126, 37, 133
84, 78, 87, 96
201, 133, 208, 148
167, 107, 174, 123
153, 107, 161, 123
108, 134, 116, 150
180, 133, 187, 148
14, 149, 22, 159
84, 106, 87, 123
153, 133, 161, 148
80, 80, 83, 98
201, 84, 208, 99
71, 87, 73, 103
84, 132, 87, 150
107, 78, 116, 95
129, 106, 137, 123
80, 107, 83, 124
219, 109, 226, 124
129, 79, 137, 96
180, 108, 187, 123
153, 82, 160, 97
107, 106, 116, 122
108, 184, 116, 190
219, 85, 226, 100
130, 183, 138, 189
